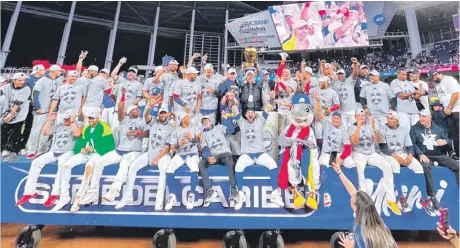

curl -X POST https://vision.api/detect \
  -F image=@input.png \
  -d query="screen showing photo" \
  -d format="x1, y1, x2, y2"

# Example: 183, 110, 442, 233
269, 1, 369, 51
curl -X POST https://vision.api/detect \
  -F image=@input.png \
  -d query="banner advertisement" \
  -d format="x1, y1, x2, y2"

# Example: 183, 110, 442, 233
381, 65, 459, 77
269, 1, 370, 52
226, 11, 281, 48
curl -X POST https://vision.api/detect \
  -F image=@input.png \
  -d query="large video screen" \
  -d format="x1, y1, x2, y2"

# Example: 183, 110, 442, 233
269, 1, 369, 51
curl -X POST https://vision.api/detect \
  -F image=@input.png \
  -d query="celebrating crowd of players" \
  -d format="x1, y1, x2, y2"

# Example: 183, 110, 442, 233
3, 50, 458, 216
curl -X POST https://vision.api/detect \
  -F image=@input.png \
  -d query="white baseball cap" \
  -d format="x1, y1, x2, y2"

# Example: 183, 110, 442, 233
318, 76, 330, 83
292, 19, 309, 30
305, 67, 313, 74
31, 64, 45, 74
49, 65, 62, 71
369, 70, 380, 76
127, 105, 139, 114
185, 67, 199, 74
12, 72, 28, 80
245, 70, 255, 77
204, 64, 213, 71
99, 68, 110, 74
87, 109, 99, 118
128, 67, 138, 74
87, 65, 99, 72
63, 109, 74, 119
337, 69, 345, 74
67, 70, 79, 77
228, 68, 237, 74
169, 60, 179, 65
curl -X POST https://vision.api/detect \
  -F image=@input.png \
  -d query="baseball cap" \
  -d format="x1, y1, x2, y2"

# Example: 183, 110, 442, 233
369, 70, 380, 76
426, 69, 439, 80
332, 112, 341, 118
49, 65, 62, 71
419, 109, 431, 116
31, 64, 45, 74
128, 67, 138, 74
12, 72, 28, 80
63, 110, 74, 119
246, 108, 256, 113
337, 69, 345, 74
158, 106, 168, 113
292, 20, 309, 30
359, 65, 369, 70
67, 70, 79, 77
228, 68, 237, 74
355, 107, 365, 114
169, 60, 179, 65
204, 64, 213, 71
245, 70, 255, 77
87, 65, 99, 72
99, 68, 110, 74
201, 115, 211, 123
176, 111, 188, 124
292, 94, 311, 105
432, 100, 442, 107
261, 69, 269, 75
388, 110, 400, 121
409, 68, 420, 74
87, 109, 99, 119
324, 63, 331, 69
305, 67, 313, 74
127, 105, 139, 114
153, 66, 162, 74
318, 76, 330, 83
185, 67, 199, 74
151, 87, 162, 96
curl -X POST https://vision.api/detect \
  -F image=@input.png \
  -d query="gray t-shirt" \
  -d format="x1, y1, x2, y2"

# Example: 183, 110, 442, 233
51, 121, 83, 153
311, 86, 340, 111
322, 121, 350, 153
170, 124, 201, 156
146, 119, 174, 161
278, 79, 297, 114
173, 79, 202, 113
1, 84, 31, 123
391, 79, 418, 114
160, 72, 180, 106
199, 74, 220, 111
143, 77, 164, 95
237, 114, 267, 154
115, 78, 143, 109
84, 76, 108, 108
117, 117, 146, 152
202, 124, 231, 155
332, 76, 356, 112
359, 82, 395, 118
53, 83, 86, 114
379, 124, 412, 156
348, 123, 375, 155
33, 75, 61, 113
75, 77, 89, 88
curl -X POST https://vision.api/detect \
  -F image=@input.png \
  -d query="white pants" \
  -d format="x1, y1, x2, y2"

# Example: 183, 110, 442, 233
122, 153, 170, 201
398, 112, 419, 131
23, 151, 74, 195
352, 152, 396, 202
382, 153, 424, 174
319, 152, 355, 168
88, 150, 142, 193
101, 107, 116, 127
235, 153, 277, 172
110, 118, 121, 147
26, 113, 49, 155
167, 154, 199, 173
63, 153, 101, 199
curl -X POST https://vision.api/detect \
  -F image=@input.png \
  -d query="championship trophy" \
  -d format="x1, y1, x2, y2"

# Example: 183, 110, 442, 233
243, 46, 258, 74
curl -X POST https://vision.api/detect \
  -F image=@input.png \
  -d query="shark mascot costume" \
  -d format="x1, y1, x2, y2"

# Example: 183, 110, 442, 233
278, 94, 320, 210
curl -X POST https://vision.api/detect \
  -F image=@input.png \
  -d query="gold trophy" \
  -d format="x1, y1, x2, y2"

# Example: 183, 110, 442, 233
243, 47, 258, 74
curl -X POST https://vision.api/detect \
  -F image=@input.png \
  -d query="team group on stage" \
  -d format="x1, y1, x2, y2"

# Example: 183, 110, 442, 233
3, 50, 459, 215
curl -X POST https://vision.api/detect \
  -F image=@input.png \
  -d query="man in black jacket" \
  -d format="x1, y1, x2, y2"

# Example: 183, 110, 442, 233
410, 110, 459, 210
240, 70, 263, 116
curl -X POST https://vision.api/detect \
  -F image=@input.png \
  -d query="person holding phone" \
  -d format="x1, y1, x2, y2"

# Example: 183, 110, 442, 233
331, 161, 397, 248
437, 222, 459, 248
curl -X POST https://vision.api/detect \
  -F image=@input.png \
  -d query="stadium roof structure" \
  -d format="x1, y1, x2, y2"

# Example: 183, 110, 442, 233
1, 1, 264, 38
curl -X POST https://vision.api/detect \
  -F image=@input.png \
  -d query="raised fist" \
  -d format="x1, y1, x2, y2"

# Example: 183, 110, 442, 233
119, 57, 127, 65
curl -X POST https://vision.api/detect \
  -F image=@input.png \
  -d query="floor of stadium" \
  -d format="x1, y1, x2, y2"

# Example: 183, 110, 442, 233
1, 224, 452, 247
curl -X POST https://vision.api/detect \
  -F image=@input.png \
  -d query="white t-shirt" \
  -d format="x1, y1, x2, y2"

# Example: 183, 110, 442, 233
436, 75, 460, 113
411, 80, 429, 111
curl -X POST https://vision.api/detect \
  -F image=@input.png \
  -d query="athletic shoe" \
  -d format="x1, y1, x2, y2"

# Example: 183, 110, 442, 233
154, 199, 163, 212
204, 189, 218, 204
306, 191, 319, 210
234, 191, 246, 211
4, 152, 17, 162
103, 188, 118, 202
51, 197, 71, 212
229, 186, 238, 203
165, 194, 177, 211
115, 197, 133, 210
270, 188, 285, 208
16, 193, 38, 206
2, 150, 10, 157
397, 194, 412, 213
43, 195, 59, 207
292, 187, 306, 209
26, 153, 35, 160
19, 149, 27, 155
387, 201, 401, 215
420, 198, 436, 217
70, 197, 81, 212
80, 191, 98, 205
186, 193, 195, 210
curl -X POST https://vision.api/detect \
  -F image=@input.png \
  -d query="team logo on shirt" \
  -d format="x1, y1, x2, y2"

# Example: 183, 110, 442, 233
185, 90, 198, 104
210, 138, 224, 151
327, 130, 341, 150
55, 129, 70, 149
62, 86, 77, 104
150, 133, 164, 150
387, 134, 403, 153
359, 135, 372, 151
245, 128, 257, 144
127, 126, 139, 141
338, 84, 348, 99
369, 91, 382, 106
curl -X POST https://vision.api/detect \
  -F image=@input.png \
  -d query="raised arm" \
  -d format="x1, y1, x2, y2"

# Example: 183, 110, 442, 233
118, 87, 126, 121
41, 116, 55, 136
111, 57, 127, 80
332, 162, 357, 197
76, 50, 87, 74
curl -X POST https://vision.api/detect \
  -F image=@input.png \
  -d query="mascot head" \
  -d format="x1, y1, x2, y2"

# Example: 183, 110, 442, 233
290, 94, 314, 129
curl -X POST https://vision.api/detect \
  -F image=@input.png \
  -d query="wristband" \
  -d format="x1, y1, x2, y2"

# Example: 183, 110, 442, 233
121, 95, 126, 102
136, 130, 142, 136
337, 171, 343, 176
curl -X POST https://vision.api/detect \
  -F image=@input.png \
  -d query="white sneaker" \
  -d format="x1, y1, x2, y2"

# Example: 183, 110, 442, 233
154, 194, 164, 211
2, 150, 10, 157
164, 194, 177, 211
115, 197, 133, 210
270, 188, 285, 208
103, 188, 118, 202
234, 191, 246, 211
51, 197, 71, 212
80, 191, 98, 205
19, 149, 27, 155
70, 198, 81, 212
186, 193, 195, 210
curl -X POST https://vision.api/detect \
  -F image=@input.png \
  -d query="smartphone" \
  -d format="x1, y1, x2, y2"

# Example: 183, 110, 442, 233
329, 151, 338, 166
440, 208, 449, 234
